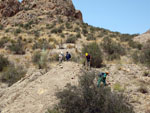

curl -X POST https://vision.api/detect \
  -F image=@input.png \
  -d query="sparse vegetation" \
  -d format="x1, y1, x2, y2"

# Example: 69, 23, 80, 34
128, 40, 142, 50
0, 37, 10, 48
82, 28, 88, 36
0, 24, 3, 30
82, 42, 103, 67
102, 37, 126, 60
0, 54, 9, 72
65, 22, 72, 29
86, 33, 96, 40
8, 38, 25, 54
14, 28, 22, 35
66, 34, 78, 43
137, 85, 148, 94
1, 64, 26, 86
55, 71, 134, 113
139, 40, 150, 67
33, 39, 53, 50
113, 82, 125, 92
143, 71, 150, 77
32, 50, 48, 69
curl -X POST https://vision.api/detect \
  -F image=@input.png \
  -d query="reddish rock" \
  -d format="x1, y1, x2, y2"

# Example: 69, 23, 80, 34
0, 0, 20, 18
75, 10, 83, 21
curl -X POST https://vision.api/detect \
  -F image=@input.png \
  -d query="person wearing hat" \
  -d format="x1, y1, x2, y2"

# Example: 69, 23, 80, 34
97, 72, 109, 87
85, 53, 91, 70
59, 52, 64, 64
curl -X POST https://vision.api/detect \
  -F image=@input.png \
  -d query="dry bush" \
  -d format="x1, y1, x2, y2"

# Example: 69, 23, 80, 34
32, 50, 48, 69
0, 54, 9, 72
1, 64, 26, 86
101, 37, 126, 60
82, 42, 103, 68
55, 71, 134, 113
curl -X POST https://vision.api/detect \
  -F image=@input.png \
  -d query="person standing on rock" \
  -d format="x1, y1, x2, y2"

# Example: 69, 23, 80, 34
66, 51, 71, 61
97, 72, 109, 87
59, 52, 64, 63
85, 53, 91, 70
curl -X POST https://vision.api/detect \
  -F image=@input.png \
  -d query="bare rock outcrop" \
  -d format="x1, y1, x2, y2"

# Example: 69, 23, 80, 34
0, 0, 83, 25
0, 0, 20, 18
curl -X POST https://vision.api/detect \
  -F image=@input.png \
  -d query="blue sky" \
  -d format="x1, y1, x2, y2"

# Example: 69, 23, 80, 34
19, 0, 150, 34
72, 0, 150, 34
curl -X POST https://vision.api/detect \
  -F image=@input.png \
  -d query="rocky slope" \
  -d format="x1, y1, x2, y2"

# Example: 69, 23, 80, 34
134, 29, 150, 44
0, 0, 82, 25
0, 62, 82, 113
0, 62, 150, 113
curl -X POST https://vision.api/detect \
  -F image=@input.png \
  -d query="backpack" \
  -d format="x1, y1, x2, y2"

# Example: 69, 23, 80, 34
98, 72, 105, 77
69, 54, 71, 58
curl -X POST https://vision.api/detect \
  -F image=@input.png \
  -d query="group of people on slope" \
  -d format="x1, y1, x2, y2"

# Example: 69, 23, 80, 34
59, 51, 71, 63
59, 51, 110, 87
85, 52, 110, 87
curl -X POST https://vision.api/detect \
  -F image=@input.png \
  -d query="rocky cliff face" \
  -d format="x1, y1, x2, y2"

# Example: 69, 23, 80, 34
0, 0, 82, 25
0, 0, 20, 18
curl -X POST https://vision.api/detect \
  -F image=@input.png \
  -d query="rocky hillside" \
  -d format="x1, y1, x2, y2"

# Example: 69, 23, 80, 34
134, 29, 150, 44
0, 0, 82, 25
0, 0, 150, 113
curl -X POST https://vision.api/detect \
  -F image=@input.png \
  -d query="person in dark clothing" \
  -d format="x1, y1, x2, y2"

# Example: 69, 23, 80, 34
97, 72, 109, 87
85, 53, 91, 70
66, 52, 71, 61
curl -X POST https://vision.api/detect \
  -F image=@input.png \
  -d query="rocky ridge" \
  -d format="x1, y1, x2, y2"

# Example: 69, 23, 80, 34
0, 0, 83, 25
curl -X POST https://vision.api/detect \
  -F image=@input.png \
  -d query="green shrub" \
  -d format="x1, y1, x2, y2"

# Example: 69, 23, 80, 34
60, 33, 65, 38
0, 24, 3, 30
76, 33, 81, 38
8, 39, 25, 54
139, 40, 150, 67
137, 85, 148, 94
65, 22, 72, 29
1, 64, 26, 86
74, 27, 80, 32
102, 37, 126, 60
113, 82, 125, 92
14, 28, 22, 35
23, 21, 34, 30
86, 34, 96, 41
56, 71, 134, 113
32, 50, 48, 69
143, 71, 150, 77
82, 42, 103, 68
51, 28, 62, 34
0, 54, 9, 72
46, 24, 55, 29
120, 34, 133, 42
128, 40, 142, 50
34, 30, 40, 37
66, 35, 77, 43
45, 109, 61, 113
0, 37, 10, 48
82, 28, 88, 36
32, 39, 52, 50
